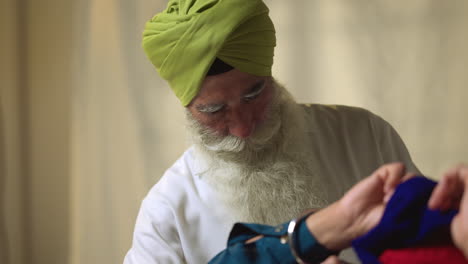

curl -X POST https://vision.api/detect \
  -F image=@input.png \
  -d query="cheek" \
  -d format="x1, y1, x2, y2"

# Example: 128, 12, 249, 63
205, 122, 227, 135
254, 90, 273, 122
188, 105, 229, 136
194, 114, 228, 136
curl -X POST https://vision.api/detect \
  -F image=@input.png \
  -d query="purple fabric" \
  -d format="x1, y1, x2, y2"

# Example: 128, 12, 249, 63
352, 177, 458, 264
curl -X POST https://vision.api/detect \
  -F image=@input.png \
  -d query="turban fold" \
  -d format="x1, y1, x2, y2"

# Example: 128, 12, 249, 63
143, 0, 276, 106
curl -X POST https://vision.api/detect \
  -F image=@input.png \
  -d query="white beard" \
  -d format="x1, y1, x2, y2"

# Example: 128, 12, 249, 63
186, 80, 327, 225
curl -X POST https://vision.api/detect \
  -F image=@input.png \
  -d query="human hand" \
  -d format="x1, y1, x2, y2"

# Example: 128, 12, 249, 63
428, 164, 468, 258
321, 255, 355, 264
306, 163, 414, 251
321, 255, 343, 264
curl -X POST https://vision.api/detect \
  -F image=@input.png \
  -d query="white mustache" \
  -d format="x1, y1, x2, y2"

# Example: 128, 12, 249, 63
204, 134, 246, 152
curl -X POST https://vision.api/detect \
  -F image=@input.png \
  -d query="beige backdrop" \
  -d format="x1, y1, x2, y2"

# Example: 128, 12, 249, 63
1, 0, 468, 263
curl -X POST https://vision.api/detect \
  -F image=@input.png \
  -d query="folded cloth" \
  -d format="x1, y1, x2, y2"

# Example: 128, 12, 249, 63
379, 244, 467, 264
352, 176, 465, 264
142, 0, 276, 106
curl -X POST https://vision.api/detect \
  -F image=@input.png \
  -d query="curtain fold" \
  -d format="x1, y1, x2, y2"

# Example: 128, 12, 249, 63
70, 0, 187, 263
1, 0, 26, 263
2, 0, 468, 263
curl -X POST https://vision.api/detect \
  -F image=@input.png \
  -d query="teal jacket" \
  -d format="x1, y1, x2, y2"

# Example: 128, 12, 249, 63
208, 219, 337, 263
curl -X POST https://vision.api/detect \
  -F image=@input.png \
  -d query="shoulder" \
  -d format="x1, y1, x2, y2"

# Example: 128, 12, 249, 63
300, 103, 381, 129
145, 147, 200, 210
299, 104, 399, 145
301, 103, 374, 118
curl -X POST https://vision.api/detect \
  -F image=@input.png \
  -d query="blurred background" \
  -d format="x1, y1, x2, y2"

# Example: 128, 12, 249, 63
1, 0, 468, 263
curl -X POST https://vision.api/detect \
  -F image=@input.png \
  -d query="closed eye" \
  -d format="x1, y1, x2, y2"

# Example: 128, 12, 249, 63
244, 81, 265, 101
196, 103, 225, 114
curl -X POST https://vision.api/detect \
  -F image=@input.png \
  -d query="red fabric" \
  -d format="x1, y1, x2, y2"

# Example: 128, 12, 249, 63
379, 245, 468, 264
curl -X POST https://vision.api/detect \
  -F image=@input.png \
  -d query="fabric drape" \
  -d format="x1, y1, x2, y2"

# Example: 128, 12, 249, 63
143, 0, 275, 106
3, 1, 468, 264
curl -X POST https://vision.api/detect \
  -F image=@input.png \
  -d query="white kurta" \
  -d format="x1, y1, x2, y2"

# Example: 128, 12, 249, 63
124, 105, 419, 264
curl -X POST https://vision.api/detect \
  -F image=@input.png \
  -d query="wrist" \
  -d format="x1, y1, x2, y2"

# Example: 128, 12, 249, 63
295, 219, 340, 263
305, 202, 355, 251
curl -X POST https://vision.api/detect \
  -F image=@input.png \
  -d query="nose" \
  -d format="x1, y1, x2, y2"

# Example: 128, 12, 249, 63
228, 108, 255, 138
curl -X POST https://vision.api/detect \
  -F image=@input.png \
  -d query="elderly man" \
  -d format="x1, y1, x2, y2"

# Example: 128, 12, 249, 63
124, 0, 418, 263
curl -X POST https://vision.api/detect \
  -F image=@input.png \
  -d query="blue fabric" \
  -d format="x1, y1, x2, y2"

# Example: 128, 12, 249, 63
352, 176, 458, 264
208, 218, 335, 263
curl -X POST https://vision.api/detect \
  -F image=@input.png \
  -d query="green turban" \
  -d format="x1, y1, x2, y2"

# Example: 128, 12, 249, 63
142, 0, 276, 106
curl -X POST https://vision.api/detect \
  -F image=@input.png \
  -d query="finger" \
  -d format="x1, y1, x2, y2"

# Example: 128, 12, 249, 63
451, 214, 468, 258
343, 167, 385, 202
456, 166, 468, 214
451, 169, 468, 256
429, 165, 468, 210
342, 163, 406, 210
383, 172, 417, 203
402, 172, 417, 182
379, 162, 406, 193
449, 166, 468, 210
428, 175, 449, 210
346, 163, 405, 204
383, 172, 416, 204
370, 162, 403, 183
321, 255, 342, 264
